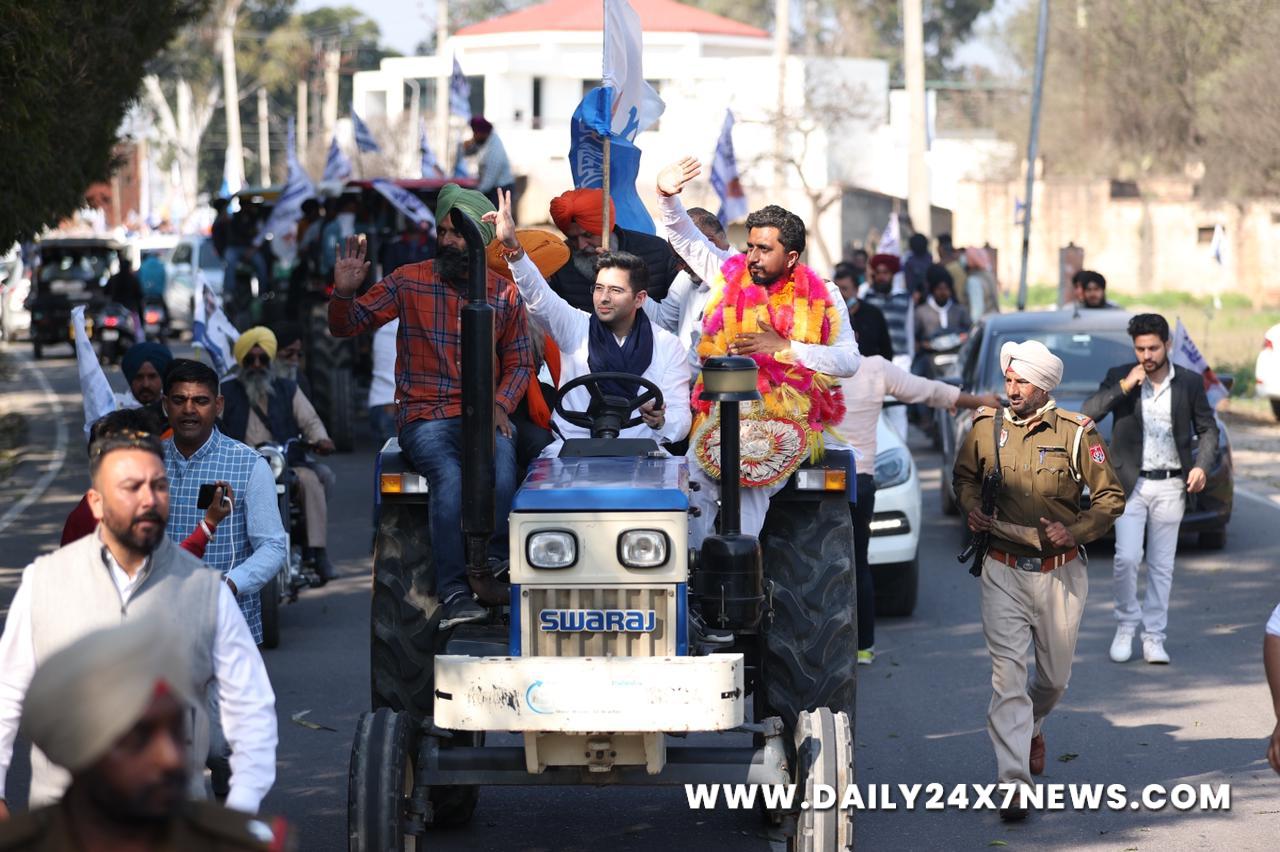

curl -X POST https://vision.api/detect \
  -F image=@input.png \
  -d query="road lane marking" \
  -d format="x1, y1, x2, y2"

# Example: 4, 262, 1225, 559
0, 359, 67, 535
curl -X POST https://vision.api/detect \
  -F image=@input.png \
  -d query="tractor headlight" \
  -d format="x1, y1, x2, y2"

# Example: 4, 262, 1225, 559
527, 531, 577, 569
258, 445, 286, 480
874, 446, 912, 490
618, 530, 669, 568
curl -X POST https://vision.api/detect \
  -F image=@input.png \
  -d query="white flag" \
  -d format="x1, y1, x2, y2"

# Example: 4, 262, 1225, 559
709, 110, 748, 226
876, 212, 901, 257
450, 56, 472, 121
352, 111, 382, 153
1171, 318, 1229, 408
264, 119, 316, 264
323, 136, 352, 184
602, 0, 665, 140
372, 179, 436, 228
192, 273, 241, 378
1209, 223, 1226, 266
72, 305, 125, 436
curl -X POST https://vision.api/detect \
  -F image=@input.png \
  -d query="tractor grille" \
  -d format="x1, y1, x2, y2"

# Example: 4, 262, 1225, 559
523, 586, 676, 657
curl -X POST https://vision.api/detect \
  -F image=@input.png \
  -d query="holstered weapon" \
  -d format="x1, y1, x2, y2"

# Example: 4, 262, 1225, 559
958, 408, 1004, 578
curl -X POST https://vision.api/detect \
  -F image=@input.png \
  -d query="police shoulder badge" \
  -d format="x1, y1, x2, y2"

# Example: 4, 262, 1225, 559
998, 428, 1009, 448
1089, 443, 1106, 464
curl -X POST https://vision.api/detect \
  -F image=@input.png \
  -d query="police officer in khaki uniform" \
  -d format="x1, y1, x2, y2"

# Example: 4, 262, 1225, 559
953, 340, 1124, 822
0, 620, 289, 851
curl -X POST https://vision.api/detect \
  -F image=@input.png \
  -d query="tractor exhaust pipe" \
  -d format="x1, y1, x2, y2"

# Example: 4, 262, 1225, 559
693, 357, 765, 632
454, 209, 495, 575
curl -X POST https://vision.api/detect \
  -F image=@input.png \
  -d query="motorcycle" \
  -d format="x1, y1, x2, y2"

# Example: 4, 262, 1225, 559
255, 437, 328, 649
141, 295, 170, 341
89, 301, 138, 365
918, 329, 968, 449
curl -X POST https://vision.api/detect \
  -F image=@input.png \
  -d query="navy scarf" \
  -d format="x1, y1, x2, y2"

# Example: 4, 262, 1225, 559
587, 308, 654, 398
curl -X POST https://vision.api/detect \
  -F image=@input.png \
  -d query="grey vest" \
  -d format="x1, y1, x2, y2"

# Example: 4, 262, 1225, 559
25, 534, 221, 805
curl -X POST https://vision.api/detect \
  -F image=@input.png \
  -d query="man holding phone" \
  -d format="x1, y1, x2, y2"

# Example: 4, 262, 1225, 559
161, 359, 287, 645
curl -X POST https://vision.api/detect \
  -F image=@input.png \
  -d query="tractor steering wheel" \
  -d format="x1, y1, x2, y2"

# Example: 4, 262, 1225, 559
554, 372, 664, 439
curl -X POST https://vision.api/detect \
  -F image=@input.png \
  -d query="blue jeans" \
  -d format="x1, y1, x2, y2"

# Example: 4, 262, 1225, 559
398, 417, 518, 599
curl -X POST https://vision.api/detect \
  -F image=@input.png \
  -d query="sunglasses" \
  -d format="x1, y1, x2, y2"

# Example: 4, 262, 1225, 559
243, 353, 271, 367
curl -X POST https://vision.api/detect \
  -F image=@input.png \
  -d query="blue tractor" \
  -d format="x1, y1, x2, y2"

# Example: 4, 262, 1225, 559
348, 211, 858, 851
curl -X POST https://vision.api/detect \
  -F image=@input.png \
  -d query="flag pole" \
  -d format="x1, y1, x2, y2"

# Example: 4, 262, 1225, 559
602, 135, 612, 241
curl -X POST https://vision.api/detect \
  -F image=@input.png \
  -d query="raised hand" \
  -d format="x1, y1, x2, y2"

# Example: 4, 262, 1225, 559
333, 235, 370, 296
657, 156, 702, 197
482, 187, 520, 250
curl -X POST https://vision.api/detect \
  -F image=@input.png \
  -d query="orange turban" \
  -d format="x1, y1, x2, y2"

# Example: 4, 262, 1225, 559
549, 189, 616, 237
485, 229, 571, 280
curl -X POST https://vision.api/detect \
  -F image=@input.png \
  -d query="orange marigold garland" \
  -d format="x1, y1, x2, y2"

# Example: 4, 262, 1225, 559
691, 254, 846, 476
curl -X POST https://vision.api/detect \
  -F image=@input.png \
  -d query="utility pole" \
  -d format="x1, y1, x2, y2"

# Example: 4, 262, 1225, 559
436, 0, 451, 174
257, 87, 271, 185
903, 0, 931, 239
773, 0, 790, 193
324, 41, 340, 140
296, 79, 309, 159
1016, 0, 1050, 311
219, 0, 245, 193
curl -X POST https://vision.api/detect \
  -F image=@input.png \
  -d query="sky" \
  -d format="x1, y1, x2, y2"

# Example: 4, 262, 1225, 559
297, 0, 1024, 71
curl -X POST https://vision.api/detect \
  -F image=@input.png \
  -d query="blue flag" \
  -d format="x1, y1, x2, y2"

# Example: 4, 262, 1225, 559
372, 179, 435, 227
569, 88, 654, 234
352, 112, 382, 154
419, 121, 442, 178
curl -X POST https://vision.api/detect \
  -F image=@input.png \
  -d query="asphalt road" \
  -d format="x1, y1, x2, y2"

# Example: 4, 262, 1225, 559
2, 341, 1280, 850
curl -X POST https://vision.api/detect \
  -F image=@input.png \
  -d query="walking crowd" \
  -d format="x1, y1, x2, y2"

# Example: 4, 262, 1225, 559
1, 136, 1276, 848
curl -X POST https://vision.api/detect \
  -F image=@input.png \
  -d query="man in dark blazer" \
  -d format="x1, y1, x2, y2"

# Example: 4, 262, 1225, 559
1082, 313, 1218, 666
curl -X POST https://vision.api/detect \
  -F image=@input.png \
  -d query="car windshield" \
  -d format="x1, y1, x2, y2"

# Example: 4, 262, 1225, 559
38, 249, 115, 284
983, 330, 1133, 393
198, 241, 222, 270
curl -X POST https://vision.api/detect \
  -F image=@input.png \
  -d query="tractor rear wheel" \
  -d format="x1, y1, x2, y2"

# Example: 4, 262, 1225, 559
759, 496, 858, 738
348, 708, 425, 852
371, 500, 438, 716
789, 708, 855, 852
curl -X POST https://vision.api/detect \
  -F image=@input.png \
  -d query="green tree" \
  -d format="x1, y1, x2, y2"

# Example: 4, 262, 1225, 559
0, 0, 206, 246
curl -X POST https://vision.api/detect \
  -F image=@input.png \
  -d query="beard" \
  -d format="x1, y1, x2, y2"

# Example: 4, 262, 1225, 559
571, 249, 597, 280
748, 266, 781, 286
1142, 353, 1169, 373
241, 368, 274, 409
102, 505, 167, 555
273, 361, 298, 382
435, 246, 468, 284
85, 764, 187, 825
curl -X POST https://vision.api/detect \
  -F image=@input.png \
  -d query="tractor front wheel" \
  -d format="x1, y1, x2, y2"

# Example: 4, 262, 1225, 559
348, 708, 425, 852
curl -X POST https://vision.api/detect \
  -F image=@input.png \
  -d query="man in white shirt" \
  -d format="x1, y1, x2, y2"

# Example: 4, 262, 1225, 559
1265, 602, 1280, 773
0, 430, 277, 818
485, 189, 691, 454
643, 206, 730, 382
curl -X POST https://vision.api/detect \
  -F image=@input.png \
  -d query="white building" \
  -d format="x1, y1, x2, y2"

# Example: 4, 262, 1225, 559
353, 0, 991, 269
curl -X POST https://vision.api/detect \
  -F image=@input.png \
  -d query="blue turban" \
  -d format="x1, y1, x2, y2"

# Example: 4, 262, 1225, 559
121, 341, 173, 384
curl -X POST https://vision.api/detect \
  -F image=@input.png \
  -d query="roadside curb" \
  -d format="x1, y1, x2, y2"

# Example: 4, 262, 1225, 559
0, 351, 68, 535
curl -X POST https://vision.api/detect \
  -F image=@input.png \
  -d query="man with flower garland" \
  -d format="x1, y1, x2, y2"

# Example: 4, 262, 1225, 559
656, 157, 862, 546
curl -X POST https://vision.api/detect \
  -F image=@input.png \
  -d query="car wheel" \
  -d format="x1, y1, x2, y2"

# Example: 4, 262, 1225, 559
1271, 399, 1280, 421
1198, 529, 1227, 550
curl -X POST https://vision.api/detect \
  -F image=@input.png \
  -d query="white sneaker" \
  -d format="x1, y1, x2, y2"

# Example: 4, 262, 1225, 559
1109, 625, 1136, 662
1142, 637, 1170, 664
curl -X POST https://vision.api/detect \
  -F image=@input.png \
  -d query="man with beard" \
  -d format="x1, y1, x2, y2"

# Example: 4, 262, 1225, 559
71, 315, 173, 436
0, 428, 277, 819
654, 156, 861, 546
1083, 313, 1218, 665
1072, 269, 1119, 309
914, 264, 971, 370
546, 188, 681, 311
486, 187, 690, 456
270, 322, 311, 397
0, 621, 286, 849
161, 359, 288, 645
863, 252, 915, 438
833, 261, 892, 360
220, 327, 337, 583
329, 184, 533, 627
954, 340, 1123, 820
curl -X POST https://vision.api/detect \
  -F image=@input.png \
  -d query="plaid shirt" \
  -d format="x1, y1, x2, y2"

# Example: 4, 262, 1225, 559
329, 260, 533, 428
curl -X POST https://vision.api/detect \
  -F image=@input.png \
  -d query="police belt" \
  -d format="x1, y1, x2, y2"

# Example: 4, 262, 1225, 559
986, 546, 1078, 573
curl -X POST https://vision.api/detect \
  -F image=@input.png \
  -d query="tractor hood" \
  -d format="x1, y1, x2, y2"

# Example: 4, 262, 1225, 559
513, 456, 690, 512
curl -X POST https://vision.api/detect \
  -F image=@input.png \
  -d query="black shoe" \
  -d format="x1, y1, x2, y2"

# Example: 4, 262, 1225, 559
440, 592, 486, 629
999, 806, 1029, 823
311, 548, 336, 586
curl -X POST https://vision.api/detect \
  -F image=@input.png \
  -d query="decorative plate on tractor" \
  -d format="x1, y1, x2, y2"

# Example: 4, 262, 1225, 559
693, 413, 809, 488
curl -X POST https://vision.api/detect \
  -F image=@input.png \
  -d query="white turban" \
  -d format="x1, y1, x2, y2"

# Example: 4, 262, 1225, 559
1000, 340, 1063, 391
20, 619, 195, 774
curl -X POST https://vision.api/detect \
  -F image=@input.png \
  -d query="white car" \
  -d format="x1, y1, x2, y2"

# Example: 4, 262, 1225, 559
1255, 323, 1280, 421
868, 412, 923, 616
0, 245, 28, 341
165, 234, 225, 332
